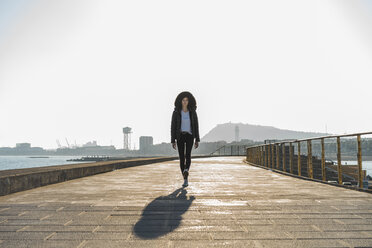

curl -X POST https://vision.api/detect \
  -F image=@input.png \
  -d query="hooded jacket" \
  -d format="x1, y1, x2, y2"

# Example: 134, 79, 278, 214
171, 106, 200, 143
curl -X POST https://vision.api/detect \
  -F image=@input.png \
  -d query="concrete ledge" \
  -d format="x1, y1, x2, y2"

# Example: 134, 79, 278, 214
0, 155, 213, 196
243, 159, 372, 194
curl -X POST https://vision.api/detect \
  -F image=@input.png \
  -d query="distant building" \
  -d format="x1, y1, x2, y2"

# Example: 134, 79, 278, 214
264, 139, 293, 144
83, 141, 98, 147
139, 136, 153, 151
16, 143, 31, 149
264, 139, 279, 144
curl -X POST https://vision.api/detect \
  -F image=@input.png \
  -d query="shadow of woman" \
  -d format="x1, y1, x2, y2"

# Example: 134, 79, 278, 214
133, 187, 195, 239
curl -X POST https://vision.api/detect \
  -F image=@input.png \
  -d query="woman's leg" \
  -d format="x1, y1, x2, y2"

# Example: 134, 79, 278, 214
184, 133, 194, 171
176, 133, 186, 174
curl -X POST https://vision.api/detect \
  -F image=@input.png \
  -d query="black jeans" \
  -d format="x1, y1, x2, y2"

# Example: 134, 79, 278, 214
177, 131, 194, 174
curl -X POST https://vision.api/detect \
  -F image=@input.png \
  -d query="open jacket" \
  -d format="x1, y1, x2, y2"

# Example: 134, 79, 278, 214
171, 107, 200, 143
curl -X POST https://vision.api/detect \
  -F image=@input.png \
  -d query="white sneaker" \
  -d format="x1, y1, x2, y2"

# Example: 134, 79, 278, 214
183, 169, 189, 179
182, 178, 188, 187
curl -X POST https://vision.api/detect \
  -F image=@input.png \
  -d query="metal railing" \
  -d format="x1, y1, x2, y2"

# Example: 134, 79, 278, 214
245, 131, 372, 190
210, 144, 249, 156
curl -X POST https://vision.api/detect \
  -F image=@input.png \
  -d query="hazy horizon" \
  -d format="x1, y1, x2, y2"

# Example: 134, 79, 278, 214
1, 0, 372, 149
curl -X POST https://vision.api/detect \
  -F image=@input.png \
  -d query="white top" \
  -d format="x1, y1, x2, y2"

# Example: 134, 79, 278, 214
181, 110, 192, 134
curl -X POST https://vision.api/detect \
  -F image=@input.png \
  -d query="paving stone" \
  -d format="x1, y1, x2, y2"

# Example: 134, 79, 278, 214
170, 240, 257, 248
211, 231, 292, 240
18, 225, 97, 232
48, 231, 130, 240
257, 239, 349, 247
0, 239, 82, 248
0, 231, 56, 240
314, 224, 372, 231
82, 240, 171, 248
339, 238, 372, 247
287, 231, 370, 239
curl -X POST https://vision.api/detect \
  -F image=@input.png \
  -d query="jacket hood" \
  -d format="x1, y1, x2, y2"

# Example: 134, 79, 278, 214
173, 91, 197, 111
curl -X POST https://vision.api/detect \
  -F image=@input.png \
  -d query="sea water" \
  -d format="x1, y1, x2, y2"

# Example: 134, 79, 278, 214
0, 155, 90, 171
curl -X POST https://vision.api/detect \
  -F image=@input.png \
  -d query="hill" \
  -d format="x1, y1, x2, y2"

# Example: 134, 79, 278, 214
201, 122, 328, 142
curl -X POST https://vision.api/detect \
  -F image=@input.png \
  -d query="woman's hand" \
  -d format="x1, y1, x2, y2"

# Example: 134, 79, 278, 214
172, 143, 176, 150
194, 141, 199, 149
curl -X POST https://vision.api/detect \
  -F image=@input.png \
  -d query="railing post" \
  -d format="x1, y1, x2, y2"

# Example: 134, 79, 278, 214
276, 144, 280, 169
289, 142, 293, 174
252, 148, 254, 162
260, 146, 263, 165
282, 143, 286, 172
260, 146, 263, 166
337, 137, 342, 185
251, 148, 253, 163
250, 148, 252, 163
254, 147, 256, 164
357, 135, 363, 189
268, 145, 271, 168
265, 145, 268, 167
321, 138, 326, 181
258, 146, 262, 165
253, 147, 256, 163
231, 146, 233, 156
297, 142, 301, 176
307, 140, 313, 179
253, 147, 255, 163
271, 144, 274, 169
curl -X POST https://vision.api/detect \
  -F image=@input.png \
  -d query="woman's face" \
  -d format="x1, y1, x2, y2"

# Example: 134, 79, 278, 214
182, 97, 189, 108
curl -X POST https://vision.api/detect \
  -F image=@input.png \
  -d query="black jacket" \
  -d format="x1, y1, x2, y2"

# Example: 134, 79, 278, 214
171, 107, 200, 143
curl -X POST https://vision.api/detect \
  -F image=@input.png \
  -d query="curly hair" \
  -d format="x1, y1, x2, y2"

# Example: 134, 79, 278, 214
174, 91, 197, 111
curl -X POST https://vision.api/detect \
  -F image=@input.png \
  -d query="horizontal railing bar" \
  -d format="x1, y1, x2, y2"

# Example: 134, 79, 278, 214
246, 131, 372, 149
209, 144, 248, 156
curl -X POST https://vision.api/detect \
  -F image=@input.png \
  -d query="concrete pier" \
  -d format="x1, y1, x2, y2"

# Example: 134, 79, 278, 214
0, 156, 372, 247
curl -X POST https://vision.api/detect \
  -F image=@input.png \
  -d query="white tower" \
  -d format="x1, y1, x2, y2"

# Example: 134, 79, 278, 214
123, 127, 132, 150
235, 125, 240, 142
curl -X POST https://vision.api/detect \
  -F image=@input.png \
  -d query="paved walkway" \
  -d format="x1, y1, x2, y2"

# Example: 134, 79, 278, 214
0, 156, 372, 247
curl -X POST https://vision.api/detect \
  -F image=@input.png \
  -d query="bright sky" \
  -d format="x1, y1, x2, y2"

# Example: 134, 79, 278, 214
0, 0, 371, 149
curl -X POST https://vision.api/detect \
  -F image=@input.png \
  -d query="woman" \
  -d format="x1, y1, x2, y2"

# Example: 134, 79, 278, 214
171, 91, 200, 187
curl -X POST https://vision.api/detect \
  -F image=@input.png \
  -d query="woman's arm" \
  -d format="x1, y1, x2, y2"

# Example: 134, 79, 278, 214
194, 111, 200, 142
171, 111, 176, 143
